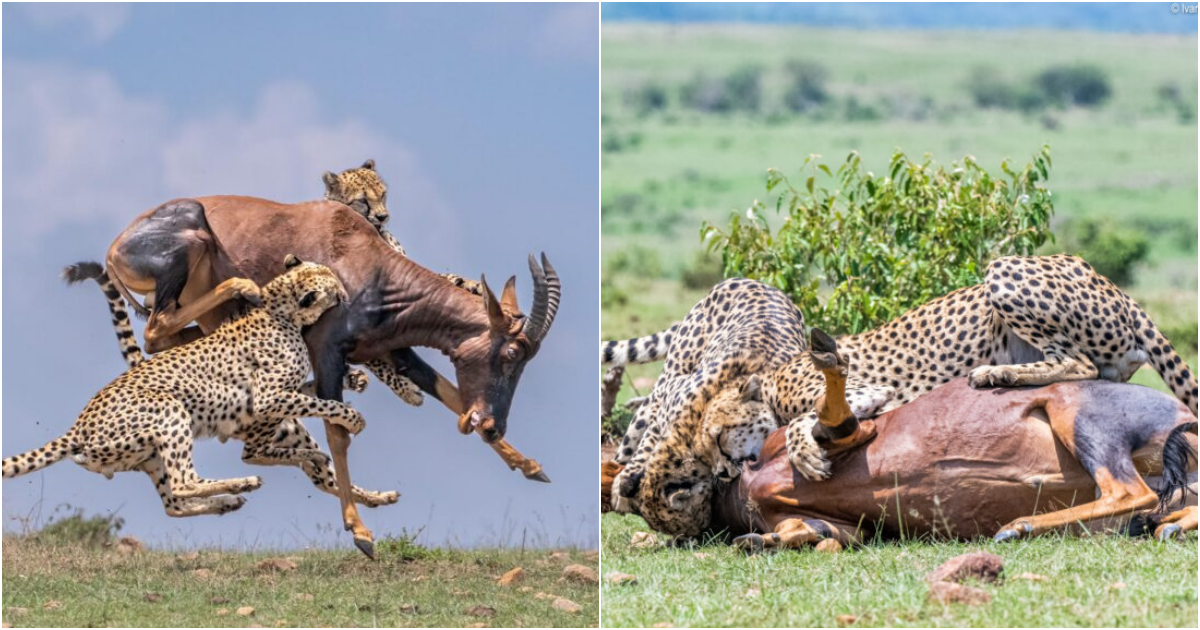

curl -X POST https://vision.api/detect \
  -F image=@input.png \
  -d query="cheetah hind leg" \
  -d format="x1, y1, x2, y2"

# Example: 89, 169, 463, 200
152, 415, 262, 499
140, 457, 247, 517
969, 345, 1098, 389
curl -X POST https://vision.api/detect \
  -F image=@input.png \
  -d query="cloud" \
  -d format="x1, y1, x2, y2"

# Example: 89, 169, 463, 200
20, 3, 131, 43
533, 4, 598, 62
4, 62, 458, 257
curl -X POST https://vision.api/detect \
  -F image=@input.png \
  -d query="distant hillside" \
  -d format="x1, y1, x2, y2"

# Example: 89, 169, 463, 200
602, 2, 1199, 34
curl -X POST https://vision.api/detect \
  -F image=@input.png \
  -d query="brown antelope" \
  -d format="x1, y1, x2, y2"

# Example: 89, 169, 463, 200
94, 195, 561, 557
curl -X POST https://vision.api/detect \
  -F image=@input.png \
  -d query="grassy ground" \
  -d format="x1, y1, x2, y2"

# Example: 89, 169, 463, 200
601, 513, 1198, 628
2, 536, 598, 627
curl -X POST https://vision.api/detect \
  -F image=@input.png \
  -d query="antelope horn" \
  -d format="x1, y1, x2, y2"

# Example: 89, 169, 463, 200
526, 253, 561, 344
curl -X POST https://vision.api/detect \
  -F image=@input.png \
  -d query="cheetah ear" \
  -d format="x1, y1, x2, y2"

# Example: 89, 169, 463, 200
618, 470, 644, 498
322, 171, 338, 193
298, 291, 318, 309
361, 159, 376, 171
668, 488, 694, 510
284, 254, 303, 269
741, 374, 763, 403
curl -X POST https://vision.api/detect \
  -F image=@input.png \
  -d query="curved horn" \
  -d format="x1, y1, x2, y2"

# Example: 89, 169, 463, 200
526, 253, 561, 344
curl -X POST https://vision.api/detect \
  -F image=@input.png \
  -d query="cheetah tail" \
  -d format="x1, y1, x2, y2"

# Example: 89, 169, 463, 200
601, 324, 679, 366
3, 434, 76, 478
1135, 305, 1198, 416
62, 261, 146, 369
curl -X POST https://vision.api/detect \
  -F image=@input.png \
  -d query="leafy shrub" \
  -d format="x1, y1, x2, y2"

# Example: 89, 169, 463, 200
966, 66, 1045, 113
703, 147, 1055, 335
605, 245, 664, 278
681, 65, 762, 113
1035, 64, 1112, 108
1056, 217, 1149, 285
376, 528, 448, 562
782, 60, 830, 114
602, 402, 636, 441
627, 81, 669, 116
35, 508, 123, 547
680, 250, 726, 290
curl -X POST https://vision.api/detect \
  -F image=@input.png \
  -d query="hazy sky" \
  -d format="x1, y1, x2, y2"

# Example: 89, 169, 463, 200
3, 3, 599, 550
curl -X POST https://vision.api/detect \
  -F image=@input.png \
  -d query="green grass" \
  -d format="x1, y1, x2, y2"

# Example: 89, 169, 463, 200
601, 513, 1198, 628
2, 536, 598, 627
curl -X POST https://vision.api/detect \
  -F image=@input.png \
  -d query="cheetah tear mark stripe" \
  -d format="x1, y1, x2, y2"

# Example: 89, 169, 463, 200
63, 261, 146, 369
601, 324, 679, 366
1132, 302, 1199, 416
2, 433, 77, 478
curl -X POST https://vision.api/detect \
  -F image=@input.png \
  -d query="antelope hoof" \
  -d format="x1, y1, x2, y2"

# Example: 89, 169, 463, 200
526, 469, 552, 483
734, 533, 766, 555
354, 537, 377, 560
994, 521, 1033, 542
1157, 523, 1182, 541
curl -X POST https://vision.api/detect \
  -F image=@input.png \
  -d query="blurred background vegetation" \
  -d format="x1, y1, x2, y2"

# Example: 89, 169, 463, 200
601, 23, 1198, 422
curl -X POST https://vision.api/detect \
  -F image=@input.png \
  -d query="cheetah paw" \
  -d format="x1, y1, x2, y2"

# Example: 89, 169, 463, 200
217, 495, 248, 514
359, 489, 400, 508
232, 476, 264, 494
968, 365, 1019, 388
785, 420, 830, 481
343, 369, 370, 393
336, 409, 367, 435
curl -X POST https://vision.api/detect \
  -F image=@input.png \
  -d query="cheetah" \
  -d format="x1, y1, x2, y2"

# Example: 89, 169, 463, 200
4, 257, 384, 517
612, 256, 1197, 534
62, 261, 409, 507
323, 159, 481, 295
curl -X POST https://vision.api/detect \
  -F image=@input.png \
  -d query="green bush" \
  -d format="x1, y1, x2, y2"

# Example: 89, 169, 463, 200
1036, 64, 1112, 108
1057, 217, 1149, 285
376, 528, 448, 562
703, 147, 1055, 335
35, 508, 124, 547
627, 81, 669, 116
783, 60, 830, 114
681, 65, 762, 113
602, 403, 635, 441
680, 250, 726, 290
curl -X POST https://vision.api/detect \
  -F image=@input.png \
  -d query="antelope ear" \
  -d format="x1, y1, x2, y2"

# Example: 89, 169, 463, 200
361, 159, 376, 171
500, 275, 521, 316
480, 275, 509, 331
741, 374, 763, 402
322, 171, 338, 192
618, 470, 644, 498
284, 254, 303, 269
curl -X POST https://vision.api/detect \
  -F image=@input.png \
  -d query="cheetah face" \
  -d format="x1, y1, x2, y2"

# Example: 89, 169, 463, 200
322, 159, 389, 229
270, 256, 347, 327
638, 458, 714, 538
704, 376, 775, 481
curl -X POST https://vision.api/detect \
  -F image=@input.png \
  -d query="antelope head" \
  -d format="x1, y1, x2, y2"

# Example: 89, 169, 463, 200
451, 253, 561, 443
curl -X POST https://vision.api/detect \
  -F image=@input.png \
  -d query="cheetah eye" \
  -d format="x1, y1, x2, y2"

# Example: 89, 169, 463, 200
298, 291, 318, 308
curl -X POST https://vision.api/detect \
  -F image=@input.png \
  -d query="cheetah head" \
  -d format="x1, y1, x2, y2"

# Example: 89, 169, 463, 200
637, 455, 714, 539
323, 159, 389, 229
265, 255, 348, 327
703, 375, 775, 482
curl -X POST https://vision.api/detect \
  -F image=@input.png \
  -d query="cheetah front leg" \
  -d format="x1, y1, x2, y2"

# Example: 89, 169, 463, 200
240, 419, 399, 508
252, 388, 367, 434
363, 360, 425, 406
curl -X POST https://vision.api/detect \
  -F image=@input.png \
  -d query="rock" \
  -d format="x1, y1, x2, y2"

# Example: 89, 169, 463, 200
236, 606, 256, 617
548, 551, 570, 561
836, 614, 858, 626
257, 558, 298, 573
42, 600, 63, 611
928, 581, 991, 606
630, 531, 659, 549
606, 572, 638, 586
583, 550, 599, 561
534, 592, 555, 600
815, 539, 843, 553
115, 536, 143, 554
562, 564, 598, 584
215, 609, 230, 617
192, 568, 213, 579
518, 586, 533, 593
3, 622, 11, 628
552, 597, 582, 614
1014, 572, 1046, 582
144, 593, 163, 603
926, 551, 1004, 585
210, 597, 230, 605
399, 604, 419, 614
465, 605, 496, 618
497, 567, 525, 586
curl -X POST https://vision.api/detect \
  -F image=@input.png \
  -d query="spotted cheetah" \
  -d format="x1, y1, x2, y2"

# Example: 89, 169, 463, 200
323, 159, 481, 295
61, 260, 409, 507
4, 257, 385, 517
612, 255, 1197, 535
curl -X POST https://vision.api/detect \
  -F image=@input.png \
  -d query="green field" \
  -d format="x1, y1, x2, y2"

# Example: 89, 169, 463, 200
601, 24, 1199, 628
602, 24, 1198, 408
601, 514, 1198, 628
2, 535, 598, 627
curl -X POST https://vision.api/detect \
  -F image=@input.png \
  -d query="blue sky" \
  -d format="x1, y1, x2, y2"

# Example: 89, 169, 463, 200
3, 3, 599, 549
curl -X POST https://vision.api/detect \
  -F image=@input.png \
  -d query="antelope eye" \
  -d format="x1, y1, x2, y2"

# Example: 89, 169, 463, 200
506, 345, 521, 361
